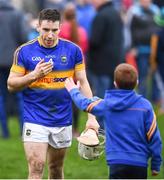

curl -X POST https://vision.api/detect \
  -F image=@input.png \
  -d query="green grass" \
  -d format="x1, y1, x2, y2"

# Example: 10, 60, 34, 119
0, 111, 163, 179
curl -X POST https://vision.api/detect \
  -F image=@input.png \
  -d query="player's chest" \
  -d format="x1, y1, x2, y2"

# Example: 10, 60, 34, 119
26, 48, 75, 71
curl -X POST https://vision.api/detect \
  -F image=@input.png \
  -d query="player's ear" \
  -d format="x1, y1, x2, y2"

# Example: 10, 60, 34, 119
136, 79, 139, 87
57, 23, 62, 33
114, 81, 118, 88
59, 23, 62, 29
36, 23, 40, 32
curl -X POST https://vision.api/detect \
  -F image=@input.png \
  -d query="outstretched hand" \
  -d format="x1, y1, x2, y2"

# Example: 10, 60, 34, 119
65, 77, 80, 92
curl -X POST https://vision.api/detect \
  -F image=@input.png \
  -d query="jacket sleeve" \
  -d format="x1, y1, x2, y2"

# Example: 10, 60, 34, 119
69, 88, 105, 117
145, 108, 162, 172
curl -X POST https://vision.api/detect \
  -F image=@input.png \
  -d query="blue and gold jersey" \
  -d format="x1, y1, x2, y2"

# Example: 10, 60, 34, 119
11, 37, 85, 127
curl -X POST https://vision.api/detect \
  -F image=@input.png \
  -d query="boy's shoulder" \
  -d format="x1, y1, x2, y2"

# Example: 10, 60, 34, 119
136, 95, 153, 111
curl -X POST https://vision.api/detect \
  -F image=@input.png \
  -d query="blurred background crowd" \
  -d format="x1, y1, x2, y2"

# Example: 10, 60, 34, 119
0, 0, 164, 138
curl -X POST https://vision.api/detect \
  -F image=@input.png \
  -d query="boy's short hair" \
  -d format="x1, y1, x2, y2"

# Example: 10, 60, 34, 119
114, 63, 138, 90
38, 9, 61, 24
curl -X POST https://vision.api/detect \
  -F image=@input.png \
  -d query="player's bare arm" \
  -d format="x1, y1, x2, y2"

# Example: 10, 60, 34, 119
7, 59, 53, 92
75, 70, 99, 132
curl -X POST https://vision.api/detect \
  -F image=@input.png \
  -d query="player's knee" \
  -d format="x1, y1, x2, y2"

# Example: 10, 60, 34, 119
48, 162, 63, 178
29, 159, 45, 175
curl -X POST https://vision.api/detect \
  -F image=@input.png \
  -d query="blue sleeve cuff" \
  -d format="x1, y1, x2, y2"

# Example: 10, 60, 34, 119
69, 88, 80, 96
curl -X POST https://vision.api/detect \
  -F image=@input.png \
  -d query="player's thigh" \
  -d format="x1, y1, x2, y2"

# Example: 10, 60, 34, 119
47, 145, 67, 167
24, 142, 48, 163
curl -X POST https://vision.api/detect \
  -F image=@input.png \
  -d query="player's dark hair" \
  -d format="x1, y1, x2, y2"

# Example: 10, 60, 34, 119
38, 9, 61, 24
114, 63, 138, 90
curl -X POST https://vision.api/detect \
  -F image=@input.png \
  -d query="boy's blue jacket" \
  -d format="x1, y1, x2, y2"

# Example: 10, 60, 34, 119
69, 88, 162, 171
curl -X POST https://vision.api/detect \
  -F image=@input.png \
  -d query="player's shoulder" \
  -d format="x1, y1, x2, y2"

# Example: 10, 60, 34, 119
15, 38, 38, 53
59, 38, 81, 50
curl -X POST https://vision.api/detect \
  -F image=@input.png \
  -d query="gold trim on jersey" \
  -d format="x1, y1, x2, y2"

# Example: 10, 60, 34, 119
75, 63, 85, 71
10, 64, 26, 74
29, 70, 74, 89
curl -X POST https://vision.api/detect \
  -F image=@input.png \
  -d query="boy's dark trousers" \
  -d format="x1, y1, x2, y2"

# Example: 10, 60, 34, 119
109, 164, 147, 179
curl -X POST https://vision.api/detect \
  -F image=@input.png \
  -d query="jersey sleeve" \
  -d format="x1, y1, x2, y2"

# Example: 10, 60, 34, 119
10, 47, 26, 74
69, 88, 105, 118
145, 108, 162, 171
74, 46, 85, 72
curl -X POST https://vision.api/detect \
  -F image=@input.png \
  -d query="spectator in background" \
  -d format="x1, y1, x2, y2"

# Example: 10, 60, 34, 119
27, 15, 39, 40
75, 0, 96, 38
22, 0, 40, 17
0, 0, 28, 138
37, 0, 46, 11
60, 2, 88, 137
153, 0, 164, 8
44, 0, 67, 13
60, 2, 88, 54
119, 0, 134, 61
113, 0, 122, 11
127, 0, 160, 100
150, 7, 164, 114
122, 0, 134, 11
88, 0, 123, 129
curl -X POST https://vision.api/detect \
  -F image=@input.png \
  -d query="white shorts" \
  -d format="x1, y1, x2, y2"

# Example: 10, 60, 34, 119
22, 122, 72, 149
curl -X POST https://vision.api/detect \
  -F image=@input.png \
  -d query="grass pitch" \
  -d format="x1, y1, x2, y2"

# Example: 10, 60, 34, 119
0, 111, 163, 179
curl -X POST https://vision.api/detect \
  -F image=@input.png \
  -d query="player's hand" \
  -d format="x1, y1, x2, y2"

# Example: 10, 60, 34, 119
32, 59, 53, 80
151, 170, 159, 176
85, 118, 100, 134
65, 77, 80, 92
77, 128, 99, 146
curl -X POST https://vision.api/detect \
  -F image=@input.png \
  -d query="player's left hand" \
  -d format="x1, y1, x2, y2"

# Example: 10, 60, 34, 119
85, 118, 100, 134
77, 128, 99, 146
65, 77, 80, 92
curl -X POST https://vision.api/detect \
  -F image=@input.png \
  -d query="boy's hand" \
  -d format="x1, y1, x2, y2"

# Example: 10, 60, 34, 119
65, 77, 80, 92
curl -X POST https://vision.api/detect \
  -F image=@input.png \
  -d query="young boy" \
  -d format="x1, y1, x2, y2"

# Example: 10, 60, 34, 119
65, 63, 162, 179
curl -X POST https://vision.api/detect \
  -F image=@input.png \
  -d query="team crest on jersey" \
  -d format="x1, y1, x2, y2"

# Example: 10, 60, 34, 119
26, 129, 31, 136
60, 55, 68, 65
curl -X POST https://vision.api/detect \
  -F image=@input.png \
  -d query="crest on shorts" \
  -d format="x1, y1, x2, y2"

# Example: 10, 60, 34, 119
26, 129, 31, 136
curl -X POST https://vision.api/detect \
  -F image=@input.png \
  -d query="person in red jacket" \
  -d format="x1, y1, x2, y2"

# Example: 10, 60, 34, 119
60, 2, 88, 54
